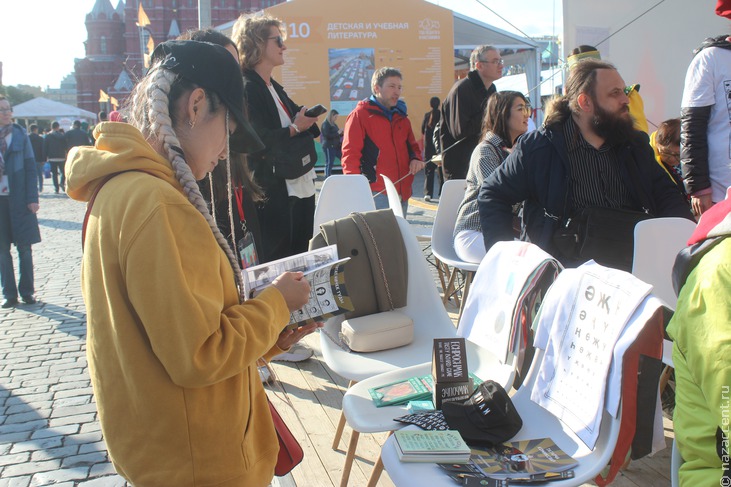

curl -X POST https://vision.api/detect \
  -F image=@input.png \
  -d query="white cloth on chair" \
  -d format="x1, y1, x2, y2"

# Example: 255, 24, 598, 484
457, 241, 560, 362
530, 261, 657, 449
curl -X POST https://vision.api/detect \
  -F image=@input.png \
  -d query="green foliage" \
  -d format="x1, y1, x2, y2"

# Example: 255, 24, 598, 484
0, 85, 35, 106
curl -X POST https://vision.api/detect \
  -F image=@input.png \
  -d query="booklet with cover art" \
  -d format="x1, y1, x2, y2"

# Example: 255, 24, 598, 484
242, 245, 354, 329
470, 437, 578, 479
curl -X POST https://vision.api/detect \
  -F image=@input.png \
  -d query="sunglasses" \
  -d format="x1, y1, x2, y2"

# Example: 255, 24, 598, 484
267, 35, 284, 48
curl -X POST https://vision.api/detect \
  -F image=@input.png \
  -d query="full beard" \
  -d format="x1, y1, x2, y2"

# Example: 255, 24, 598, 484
591, 104, 635, 146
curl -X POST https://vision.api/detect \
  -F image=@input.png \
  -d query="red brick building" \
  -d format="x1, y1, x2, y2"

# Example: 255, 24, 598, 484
75, 0, 283, 113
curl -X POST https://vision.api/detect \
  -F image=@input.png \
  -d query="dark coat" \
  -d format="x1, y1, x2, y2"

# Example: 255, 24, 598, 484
477, 120, 693, 257
65, 128, 92, 150
28, 133, 44, 163
43, 130, 67, 159
421, 109, 440, 161
321, 119, 340, 149
242, 69, 320, 190
440, 70, 496, 179
2, 124, 41, 245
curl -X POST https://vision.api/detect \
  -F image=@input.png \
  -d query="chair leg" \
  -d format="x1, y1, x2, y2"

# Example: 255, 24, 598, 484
366, 431, 392, 487
339, 430, 360, 487
457, 271, 474, 323
332, 410, 347, 450
436, 259, 451, 303
332, 380, 357, 450
659, 365, 673, 393
450, 270, 461, 308
367, 454, 384, 487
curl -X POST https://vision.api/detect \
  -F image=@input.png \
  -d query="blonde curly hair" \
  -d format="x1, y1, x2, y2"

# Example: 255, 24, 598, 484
232, 13, 285, 71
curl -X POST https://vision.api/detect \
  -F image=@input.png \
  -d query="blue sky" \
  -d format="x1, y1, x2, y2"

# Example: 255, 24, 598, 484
2, 0, 562, 88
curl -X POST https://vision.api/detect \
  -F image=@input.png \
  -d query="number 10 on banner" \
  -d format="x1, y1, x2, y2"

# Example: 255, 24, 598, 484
287, 22, 311, 39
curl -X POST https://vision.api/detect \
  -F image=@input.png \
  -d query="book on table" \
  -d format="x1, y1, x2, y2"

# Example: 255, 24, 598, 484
394, 430, 471, 463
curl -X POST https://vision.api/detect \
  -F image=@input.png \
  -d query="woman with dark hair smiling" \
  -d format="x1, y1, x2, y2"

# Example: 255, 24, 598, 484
453, 91, 530, 263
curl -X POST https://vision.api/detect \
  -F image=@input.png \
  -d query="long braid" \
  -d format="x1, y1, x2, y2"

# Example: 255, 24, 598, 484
224, 130, 238, 265
147, 69, 246, 302
208, 173, 216, 223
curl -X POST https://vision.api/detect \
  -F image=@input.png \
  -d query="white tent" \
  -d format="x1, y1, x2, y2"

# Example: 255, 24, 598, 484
562, 0, 728, 130
12, 97, 97, 126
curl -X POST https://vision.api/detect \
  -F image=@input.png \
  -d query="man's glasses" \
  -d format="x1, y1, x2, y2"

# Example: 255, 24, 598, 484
0, 108, 12, 114
480, 58, 504, 66
267, 35, 284, 48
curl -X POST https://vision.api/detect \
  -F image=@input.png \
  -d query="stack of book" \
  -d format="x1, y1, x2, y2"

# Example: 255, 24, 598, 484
394, 430, 471, 463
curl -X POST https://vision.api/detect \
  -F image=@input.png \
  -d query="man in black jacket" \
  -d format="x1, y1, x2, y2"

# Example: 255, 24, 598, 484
478, 59, 693, 266
28, 124, 45, 192
439, 45, 502, 180
65, 120, 92, 150
43, 122, 67, 193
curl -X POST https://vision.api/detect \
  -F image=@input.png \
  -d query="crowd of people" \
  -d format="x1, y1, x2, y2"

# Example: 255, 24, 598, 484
0, 2, 729, 484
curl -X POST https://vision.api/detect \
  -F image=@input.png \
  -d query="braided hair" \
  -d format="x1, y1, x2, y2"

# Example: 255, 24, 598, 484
126, 67, 246, 301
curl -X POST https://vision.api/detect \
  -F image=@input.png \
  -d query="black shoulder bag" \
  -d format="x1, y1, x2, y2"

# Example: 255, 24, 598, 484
552, 155, 653, 271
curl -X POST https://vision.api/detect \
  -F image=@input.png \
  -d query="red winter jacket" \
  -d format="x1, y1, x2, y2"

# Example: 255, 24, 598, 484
341, 98, 421, 200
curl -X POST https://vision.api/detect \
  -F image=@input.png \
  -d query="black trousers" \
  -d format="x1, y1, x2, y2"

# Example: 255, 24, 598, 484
49, 160, 65, 192
424, 161, 444, 198
256, 179, 315, 263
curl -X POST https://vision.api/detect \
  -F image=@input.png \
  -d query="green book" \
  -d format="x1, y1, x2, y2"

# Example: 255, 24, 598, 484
368, 372, 485, 408
395, 430, 471, 463
368, 375, 433, 407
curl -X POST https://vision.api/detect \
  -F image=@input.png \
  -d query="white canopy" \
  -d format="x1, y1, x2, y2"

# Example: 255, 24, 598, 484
12, 97, 97, 123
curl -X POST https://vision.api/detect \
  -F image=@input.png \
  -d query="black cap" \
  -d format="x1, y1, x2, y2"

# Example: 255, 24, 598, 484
150, 40, 264, 154
442, 380, 523, 446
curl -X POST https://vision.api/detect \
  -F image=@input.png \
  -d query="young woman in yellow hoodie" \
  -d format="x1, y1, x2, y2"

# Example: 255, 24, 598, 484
65, 40, 319, 486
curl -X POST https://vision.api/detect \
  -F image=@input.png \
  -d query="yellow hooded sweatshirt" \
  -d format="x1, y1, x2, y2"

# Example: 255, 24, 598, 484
66, 122, 290, 487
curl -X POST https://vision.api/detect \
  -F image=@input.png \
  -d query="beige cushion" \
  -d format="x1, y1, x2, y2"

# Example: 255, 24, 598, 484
340, 310, 414, 352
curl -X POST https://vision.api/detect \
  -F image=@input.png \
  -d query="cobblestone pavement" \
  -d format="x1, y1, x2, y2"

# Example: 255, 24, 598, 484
0, 176, 438, 486
0, 192, 128, 487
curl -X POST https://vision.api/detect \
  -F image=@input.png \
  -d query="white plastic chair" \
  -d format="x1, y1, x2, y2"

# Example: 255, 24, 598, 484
382, 262, 667, 486
322, 216, 515, 486
381, 344, 623, 486
632, 217, 696, 308
340, 241, 559, 486
381, 173, 433, 243
632, 217, 695, 367
431, 179, 479, 317
313, 174, 376, 235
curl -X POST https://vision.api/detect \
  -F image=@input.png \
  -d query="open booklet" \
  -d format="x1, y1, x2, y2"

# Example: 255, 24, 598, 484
242, 245, 354, 329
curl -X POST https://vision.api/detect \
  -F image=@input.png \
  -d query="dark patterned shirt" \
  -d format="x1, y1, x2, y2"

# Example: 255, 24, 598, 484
564, 119, 634, 211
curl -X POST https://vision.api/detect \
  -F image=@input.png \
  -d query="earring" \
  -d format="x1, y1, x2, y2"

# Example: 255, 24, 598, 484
188, 119, 196, 129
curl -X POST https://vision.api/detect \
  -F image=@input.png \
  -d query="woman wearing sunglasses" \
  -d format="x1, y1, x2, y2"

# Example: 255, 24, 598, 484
453, 91, 531, 263
233, 14, 321, 264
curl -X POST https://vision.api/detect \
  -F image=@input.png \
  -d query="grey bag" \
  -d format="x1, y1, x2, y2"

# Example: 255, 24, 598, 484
310, 209, 408, 319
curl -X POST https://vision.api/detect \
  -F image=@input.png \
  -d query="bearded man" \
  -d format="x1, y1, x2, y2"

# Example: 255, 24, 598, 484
476, 59, 692, 266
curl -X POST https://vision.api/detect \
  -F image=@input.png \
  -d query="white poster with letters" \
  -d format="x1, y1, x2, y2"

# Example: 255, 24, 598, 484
531, 263, 652, 448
